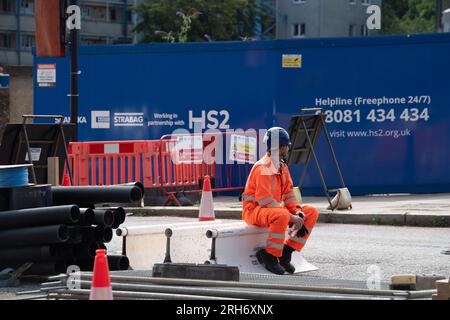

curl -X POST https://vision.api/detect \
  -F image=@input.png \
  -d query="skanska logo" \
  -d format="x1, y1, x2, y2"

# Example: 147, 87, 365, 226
114, 112, 145, 127
91, 111, 110, 129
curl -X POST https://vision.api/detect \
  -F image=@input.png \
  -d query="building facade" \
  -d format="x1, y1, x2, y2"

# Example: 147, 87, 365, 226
276, 0, 382, 39
442, 0, 450, 32
443, 0, 450, 11
0, 0, 136, 66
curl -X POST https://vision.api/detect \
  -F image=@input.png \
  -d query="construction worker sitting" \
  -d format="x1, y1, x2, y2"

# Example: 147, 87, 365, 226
241, 127, 319, 275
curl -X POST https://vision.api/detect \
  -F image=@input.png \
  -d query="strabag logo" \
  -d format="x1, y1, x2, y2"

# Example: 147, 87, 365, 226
91, 111, 110, 129
114, 112, 144, 127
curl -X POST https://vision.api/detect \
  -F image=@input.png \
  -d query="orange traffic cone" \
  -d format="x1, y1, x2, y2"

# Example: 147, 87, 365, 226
89, 249, 113, 300
62, 174, 71, 186
199, 175, 215, 221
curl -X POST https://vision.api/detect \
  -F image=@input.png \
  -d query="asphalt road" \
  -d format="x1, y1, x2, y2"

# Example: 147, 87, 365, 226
301, 222, 450, 283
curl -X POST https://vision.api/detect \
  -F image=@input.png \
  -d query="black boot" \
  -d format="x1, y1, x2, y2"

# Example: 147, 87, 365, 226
256, 249, 285, 275
279, 245, 296, 274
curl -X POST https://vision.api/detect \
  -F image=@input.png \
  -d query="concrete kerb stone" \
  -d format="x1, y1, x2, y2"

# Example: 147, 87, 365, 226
405, 213, 450, 228
126, 207, 450, 227
318, 210, 406, 226
129, 207, 242, 220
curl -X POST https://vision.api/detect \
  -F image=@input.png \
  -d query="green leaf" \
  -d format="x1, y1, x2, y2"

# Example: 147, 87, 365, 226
133, 0, 273, 43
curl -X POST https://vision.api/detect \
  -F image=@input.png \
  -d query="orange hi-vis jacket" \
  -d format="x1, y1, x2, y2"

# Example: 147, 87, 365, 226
242, 154, 300, 220
242, 154, 319, 257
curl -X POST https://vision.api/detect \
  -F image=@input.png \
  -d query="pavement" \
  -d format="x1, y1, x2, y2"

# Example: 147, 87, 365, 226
126, 193, 450, 228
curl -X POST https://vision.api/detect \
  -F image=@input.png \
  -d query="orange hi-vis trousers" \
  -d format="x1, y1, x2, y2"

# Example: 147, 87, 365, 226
242, 154, 318, 257
243, 204, 319, 257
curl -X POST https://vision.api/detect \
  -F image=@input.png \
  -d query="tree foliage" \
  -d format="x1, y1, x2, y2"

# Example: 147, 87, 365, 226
133, 0, 272, 43
382, 0, 436, 35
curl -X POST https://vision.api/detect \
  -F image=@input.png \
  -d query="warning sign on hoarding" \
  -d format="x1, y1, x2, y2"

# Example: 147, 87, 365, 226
229, 135, 257, 164
172, 135, 203, 164
282, 54, 302, 68
37, 64, 56, 88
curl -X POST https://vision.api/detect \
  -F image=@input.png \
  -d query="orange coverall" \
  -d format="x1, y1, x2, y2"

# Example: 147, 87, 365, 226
242, 154, 318, 257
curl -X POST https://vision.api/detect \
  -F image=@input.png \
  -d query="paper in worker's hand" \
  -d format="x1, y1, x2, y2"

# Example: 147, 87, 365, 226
288, 226, 300, 238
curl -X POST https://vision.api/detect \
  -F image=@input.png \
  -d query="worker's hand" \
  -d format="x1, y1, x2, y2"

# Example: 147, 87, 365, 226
290, 214, 304, 230
297, 225, 310, 238
295, 210, 305, 219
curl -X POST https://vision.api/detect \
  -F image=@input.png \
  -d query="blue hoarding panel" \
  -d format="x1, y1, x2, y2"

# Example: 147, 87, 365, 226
34, 33, 450, 195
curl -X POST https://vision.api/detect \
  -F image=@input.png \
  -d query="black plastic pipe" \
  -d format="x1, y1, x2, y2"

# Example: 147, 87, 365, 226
98, 207, 125, 229
51, 244, 75, 260
77, 208, 95, 226
0, 205, 80, 230
0, 225, 70, 249
72, 242, 98, 259
106, 208, 123, 229
72, 255, 129, 272
115, 207, 126, 224
0, 245, 57, 263
97, 242, 107, 250
51, 186, 143, 205
94, 226, 113, 243
118, 182, 145, 197
92, 209, 114, 227
72, 259, 95, 272
111, 212, 121, 229
79, 227, 95, 242
67, 226, 83, 244
24, 261, 67, 276
107, 255, 130, 271
0, 261, 67, 276
77, 226, 112, 243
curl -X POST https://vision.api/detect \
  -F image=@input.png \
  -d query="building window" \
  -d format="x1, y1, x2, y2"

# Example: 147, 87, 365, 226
20, 0, 33, 15
21, 35, 35, 49
292, 23, 306, 37
83, 6, 107, 21
349, 24, 356, 36
81, 37, 108, 45
361, 25, 369, 36
362, 0, 370, 5
1, 0, 13, 12
110, 8, 116, 21
0, 33, 14, 49
82, 7, 91, 19
349, 0, 356, 4
98, 8, 106, 20
292, 0, 307, 3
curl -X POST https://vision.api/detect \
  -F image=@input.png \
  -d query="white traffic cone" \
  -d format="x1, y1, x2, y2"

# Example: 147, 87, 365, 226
199, 175, 215, 221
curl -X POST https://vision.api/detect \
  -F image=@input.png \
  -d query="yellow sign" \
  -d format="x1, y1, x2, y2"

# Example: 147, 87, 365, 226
230, 135, 257, 164
282, 54, 302, 68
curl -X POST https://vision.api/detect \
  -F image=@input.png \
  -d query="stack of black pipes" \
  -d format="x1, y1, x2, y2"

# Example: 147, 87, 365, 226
0, 183, 143, 276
